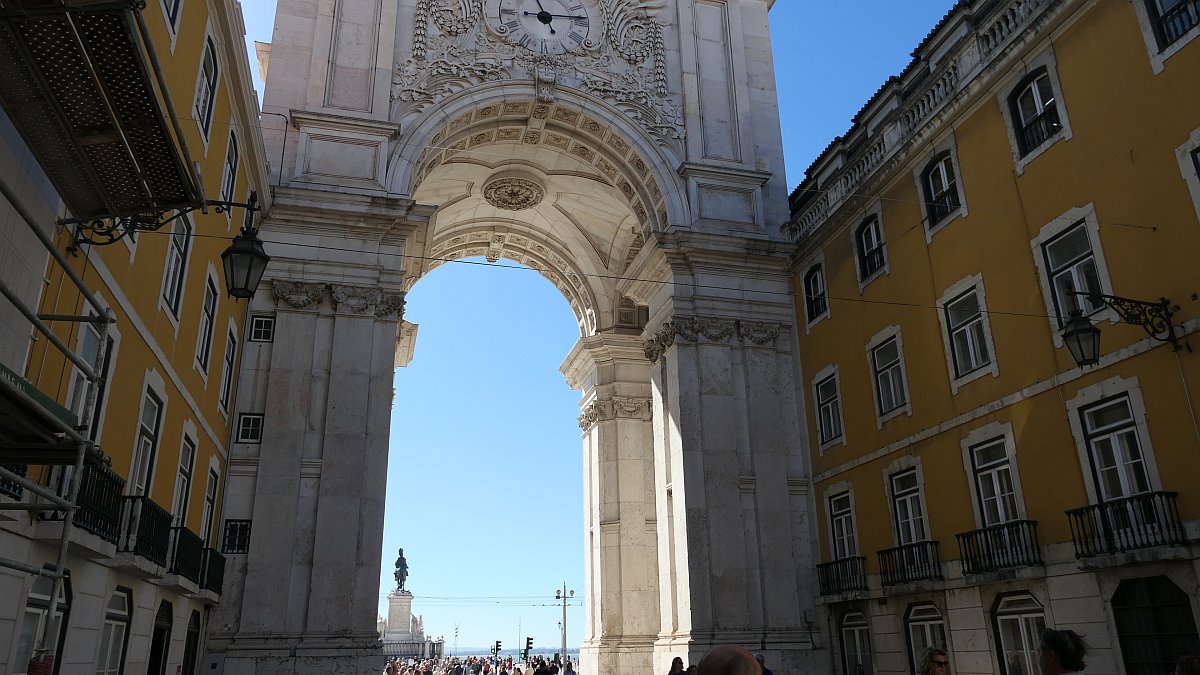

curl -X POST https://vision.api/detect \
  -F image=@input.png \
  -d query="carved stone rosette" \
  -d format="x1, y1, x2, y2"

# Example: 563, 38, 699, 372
577, 396, 653, 430
482, 176, 545, 210
643, 315, 786, 362
272, 280, 326, 310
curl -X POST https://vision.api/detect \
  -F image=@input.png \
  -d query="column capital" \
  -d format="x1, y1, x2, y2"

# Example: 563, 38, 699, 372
642, 314, 787, 362
560, 333, 651, 391
330, 283, 406, 319
578, 395, 653, 430
272, 280, 326, 310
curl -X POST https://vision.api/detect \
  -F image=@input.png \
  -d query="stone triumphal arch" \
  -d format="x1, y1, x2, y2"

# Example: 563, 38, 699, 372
211, 0, 820, 673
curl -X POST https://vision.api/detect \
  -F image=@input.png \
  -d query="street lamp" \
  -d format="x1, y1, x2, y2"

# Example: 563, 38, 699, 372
555, 583, 573, 667
220, 191, 270, 299
1060, 291, 1187, 367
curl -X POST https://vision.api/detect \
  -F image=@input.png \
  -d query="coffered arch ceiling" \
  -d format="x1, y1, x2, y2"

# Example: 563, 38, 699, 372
398, 94, 671, 336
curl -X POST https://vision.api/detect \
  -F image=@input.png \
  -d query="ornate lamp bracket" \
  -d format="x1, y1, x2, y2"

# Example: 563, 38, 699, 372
62, 195, 262, 247
1073, 291, 1189, 352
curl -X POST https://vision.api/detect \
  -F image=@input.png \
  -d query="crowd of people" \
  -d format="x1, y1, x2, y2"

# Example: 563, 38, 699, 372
382, 655, 576, 675
383, 632, 1200, 674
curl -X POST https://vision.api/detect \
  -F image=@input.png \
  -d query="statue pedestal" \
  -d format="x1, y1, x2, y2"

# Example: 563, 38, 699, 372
384, 591, 415, 641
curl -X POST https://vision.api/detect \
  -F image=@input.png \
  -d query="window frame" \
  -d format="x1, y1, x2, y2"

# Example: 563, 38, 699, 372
1065, 376, 1162, 506
1110, 575, 1200, 675
854, 214, 888, 285
991, 594, 1047, 675
828, 491, 858, 560
890, 469, 928, 546
812, 365, 846, 451
803, 262, 830, 328
170, 432, 197, 527
996, 51, 1072, 173
236, 413, 264, 444
1175, 127, 1200, 226
904, 604, 947, 675
959, 422, 1029, 530
248, 315, 276, 343
1131, 0, 1200, 73
130, 388, 165, 496
841, 612, 875, 675
222, 519, 252, 554
866, 326, 911, 427
219, 131, 239, 211
67, 312, 117, 441
12, 570, 72, 675
201, 467, 219, 545
194, 36, 219, 137
95, 588, 132, 675
916, 147, 966, 238
161, 216, 192, 319
1030, 204, 1117, 349
195, 275, 218, 373
1079, 395, 1153, 503
935, 275, 1000, 391
218, 326, 238, 413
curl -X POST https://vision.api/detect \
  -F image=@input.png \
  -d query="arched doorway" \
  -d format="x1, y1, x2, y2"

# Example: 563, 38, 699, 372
212, 1, 818, 673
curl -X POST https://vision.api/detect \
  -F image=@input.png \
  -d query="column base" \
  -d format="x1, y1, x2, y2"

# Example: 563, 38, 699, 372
579, 635, 655, 675
214, 633, 383, 675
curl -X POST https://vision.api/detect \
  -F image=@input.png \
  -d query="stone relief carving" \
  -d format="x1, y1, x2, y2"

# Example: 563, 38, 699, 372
330, 284, 383, 315
272, 280, 326, 309
392, 0, 683, 150
482, 176, 546, 210
577, 395, 653, 429
376, 293, 407, 319
643, 315, 787, 362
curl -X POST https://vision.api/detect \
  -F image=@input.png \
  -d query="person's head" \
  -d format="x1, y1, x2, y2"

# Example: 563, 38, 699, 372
697, 645, 761, 675
1175, 655, 1200, 675
1039, 629, 1087, 674
671, 656, 685, 671
919, 648, 949, 675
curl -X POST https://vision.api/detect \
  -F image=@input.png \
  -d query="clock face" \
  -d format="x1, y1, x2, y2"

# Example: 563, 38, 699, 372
496, 0, 593, 55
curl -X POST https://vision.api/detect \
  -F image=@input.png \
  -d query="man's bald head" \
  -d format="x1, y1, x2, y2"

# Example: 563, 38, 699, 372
697, 645, 762, 675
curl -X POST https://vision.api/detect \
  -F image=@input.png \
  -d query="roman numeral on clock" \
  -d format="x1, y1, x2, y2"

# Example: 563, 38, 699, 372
571, 16, 587, 27
500, 6, 516, 14
568, 30, 585, 43
505, 19, 520, 30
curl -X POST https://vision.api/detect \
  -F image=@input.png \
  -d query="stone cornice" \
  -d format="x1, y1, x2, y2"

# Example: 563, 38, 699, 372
642, 314, 786, 362
578, 396, 653, 430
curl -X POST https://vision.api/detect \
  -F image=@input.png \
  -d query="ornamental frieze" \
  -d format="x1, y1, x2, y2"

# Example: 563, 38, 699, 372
643, 315, 788, 362
272, 280, 326, 310
577, 396, 653, 430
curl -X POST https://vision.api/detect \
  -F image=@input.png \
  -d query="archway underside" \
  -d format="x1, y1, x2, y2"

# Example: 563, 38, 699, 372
407, 98, 659, 335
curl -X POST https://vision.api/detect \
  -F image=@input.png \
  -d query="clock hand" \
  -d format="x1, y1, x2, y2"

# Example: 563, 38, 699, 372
523, 11, 585, 19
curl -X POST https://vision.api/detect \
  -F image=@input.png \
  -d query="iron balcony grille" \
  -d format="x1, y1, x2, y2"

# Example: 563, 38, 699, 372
45, 463, 124, 544
927, 189, 960, 225
120, 495, 172, 567
955, 520, 1042, 575
1017, 104, 1062, 155
169, 526, 204, 583
860, 248, 886, 278
817, 556, 867, 595
1, 463, 27, 498
1066, 491, 1187, 558
878, 540, 942, 586
222, 519, 251, 554
201, 548, 225, 594
1159, 0, 1199, 48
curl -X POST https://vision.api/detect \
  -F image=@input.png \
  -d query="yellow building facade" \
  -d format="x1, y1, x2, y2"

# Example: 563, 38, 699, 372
0, 0, 268, 673
785, 1, 1200, 674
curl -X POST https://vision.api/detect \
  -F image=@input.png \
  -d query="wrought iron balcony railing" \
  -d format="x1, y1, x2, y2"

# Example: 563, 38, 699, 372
817, 556, 867, 595
46, 463, 125, 544
1159, 0, 1199, 48
860, 248, 886, 278
201, 548, 226, 595
1017, 104, 1062, 155
1066, 491, 1187, 558
119, 496, 172, 567
927, 190, 960, 225
878, 540, 942, 586
170, 527, 204, 584
1, 464, 27, 499
956, 520, 1042, 575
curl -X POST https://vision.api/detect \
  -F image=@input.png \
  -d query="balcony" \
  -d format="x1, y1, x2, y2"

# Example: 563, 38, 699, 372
817, 556, 867, 595
878, 540, 942, 586
43, 463, 125, 544
1, 464, 27, 499
201, 548, 225, 595
169, 527, 204, 584
1066, 491, 1187, 559
119, 496, 172, 567
0, 1, 202, 223
1160, 0, 1199, 48
956, 520, 1042, 575
1016, 105, 1061, 155
927, 189, 960, 225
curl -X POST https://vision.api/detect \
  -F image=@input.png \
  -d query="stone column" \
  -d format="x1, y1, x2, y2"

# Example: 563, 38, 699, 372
561, 334, 660, 675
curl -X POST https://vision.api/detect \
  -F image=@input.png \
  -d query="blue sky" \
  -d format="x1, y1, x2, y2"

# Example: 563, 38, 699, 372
239, 0, 955, 652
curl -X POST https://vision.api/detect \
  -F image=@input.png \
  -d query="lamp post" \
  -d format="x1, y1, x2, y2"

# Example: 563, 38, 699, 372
220, 191, 271, 299
555, 582, 573, 667
1060, 291, 1188, 367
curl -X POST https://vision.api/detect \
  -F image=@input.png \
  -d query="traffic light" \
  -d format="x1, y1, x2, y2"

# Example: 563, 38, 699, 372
525, 636, 533, 659
494, 640, 502, 656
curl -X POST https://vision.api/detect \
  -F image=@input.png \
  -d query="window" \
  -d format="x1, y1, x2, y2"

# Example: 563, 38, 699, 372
804, 266, 828, 324
12, 572, 70, 675
842, 613, 874, 675
182, 611, 201, 675
1081, 396, 1151, 504
236, 413, 264, 443
196, 278, 218, 370
170, 436, 196, 526
1112, 576, 1200, 675
993, 595, 1046, 675
815, 373, 843, 444
1010, 70, 1061, 156
147, 601, 173, 675
219, 329, 237, 411
162, 0, 183, 28
905, 605, 946, 675
829, 492, 857, 559
945, 289, 991, 376
891, 470, 926, 545
219, 132, 239, 205
194, 38, 218, 135
248, 315, 275, 342
970, 438, 1018, 527
96, 589, 131, 675
922, 153, 961, 226
222, 519, 252, 554
68, 316, 114, 440
1147, 0, 1200, 50
871, 337, 907, 416
162, 218, 191, 316
856, 217, 886, 281
1042, 221, 1103, 324
131, 390, 164, 495
201, 468, 219, 545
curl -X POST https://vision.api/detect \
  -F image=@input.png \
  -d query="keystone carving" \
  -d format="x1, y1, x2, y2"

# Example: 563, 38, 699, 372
577, 396, 653, 429
272, 280, 325, 310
